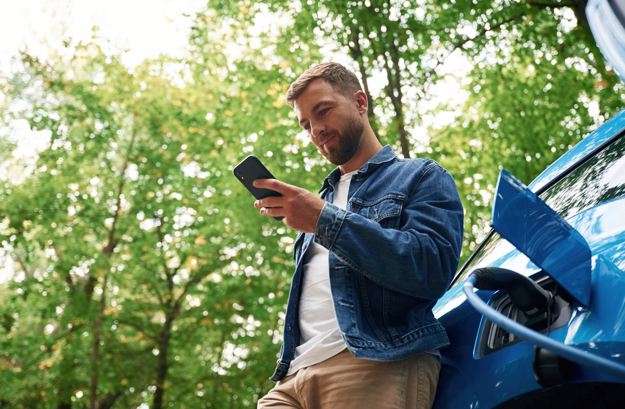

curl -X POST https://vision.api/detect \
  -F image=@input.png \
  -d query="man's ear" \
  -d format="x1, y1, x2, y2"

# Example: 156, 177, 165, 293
354, 90, 368, 115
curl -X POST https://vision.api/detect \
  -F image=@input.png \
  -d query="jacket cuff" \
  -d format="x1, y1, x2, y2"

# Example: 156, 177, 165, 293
314, 202, 347, 250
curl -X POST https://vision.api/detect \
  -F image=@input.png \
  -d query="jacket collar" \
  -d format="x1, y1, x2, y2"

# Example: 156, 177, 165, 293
318, 145, 397, 193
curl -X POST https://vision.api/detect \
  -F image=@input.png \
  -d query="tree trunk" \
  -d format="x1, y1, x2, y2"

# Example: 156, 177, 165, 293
152, 313, 173, 409
89, 277, 108, 409
383, 54, 411, 158
348, 27, 379, 135
376, 33, 411, 159
55, 360, 73, 409
55, 305, 77, 409
97, 391, 121, 409
395, 112, 411, 159
88, 132, 135, 407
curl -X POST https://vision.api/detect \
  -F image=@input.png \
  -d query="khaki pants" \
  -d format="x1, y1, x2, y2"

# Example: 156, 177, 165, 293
258, 349, 441, 409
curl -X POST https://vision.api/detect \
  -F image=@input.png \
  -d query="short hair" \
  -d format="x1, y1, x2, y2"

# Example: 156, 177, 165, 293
285, 62, 363, 108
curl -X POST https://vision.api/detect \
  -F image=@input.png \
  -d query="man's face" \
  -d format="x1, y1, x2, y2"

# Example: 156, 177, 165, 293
293, 79, 364, 166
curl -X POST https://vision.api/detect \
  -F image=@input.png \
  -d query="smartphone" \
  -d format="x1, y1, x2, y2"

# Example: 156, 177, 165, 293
233, 155, 284, 221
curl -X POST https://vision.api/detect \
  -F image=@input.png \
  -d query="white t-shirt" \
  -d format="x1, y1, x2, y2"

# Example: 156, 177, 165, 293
286, 170, 356, 376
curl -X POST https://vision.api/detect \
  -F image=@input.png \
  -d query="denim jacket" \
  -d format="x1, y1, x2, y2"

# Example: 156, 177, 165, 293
270, 145, 464, 382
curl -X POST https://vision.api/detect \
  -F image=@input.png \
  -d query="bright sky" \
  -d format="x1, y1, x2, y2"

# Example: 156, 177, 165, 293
0, 0, 206, 71
0, 0, 215, 178
0, 0, 210, 186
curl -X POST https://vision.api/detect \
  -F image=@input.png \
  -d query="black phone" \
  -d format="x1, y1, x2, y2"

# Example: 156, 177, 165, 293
233, 155, 284, 221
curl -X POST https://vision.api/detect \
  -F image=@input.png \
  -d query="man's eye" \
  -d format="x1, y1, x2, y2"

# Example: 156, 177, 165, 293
321, 108, 329, 115
304, 123, 310, 130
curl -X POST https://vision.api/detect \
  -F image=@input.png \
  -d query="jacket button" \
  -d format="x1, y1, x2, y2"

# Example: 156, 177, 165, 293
322, 235, 328, 244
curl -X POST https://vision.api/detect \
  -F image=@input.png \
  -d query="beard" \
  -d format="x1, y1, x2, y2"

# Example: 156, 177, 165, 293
320, 114, 365, 166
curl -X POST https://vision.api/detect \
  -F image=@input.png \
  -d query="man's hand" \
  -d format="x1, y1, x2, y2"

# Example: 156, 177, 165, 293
253, 179, 325, 233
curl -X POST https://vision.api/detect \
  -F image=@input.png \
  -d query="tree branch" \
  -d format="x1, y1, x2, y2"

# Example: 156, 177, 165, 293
116, 319, 159, 343
151, 281, 167, 307
14, 252, 32, 279
380, 37, 411, 159
103, 132, 137, 255
424, 13, 525, 82
155, 218, 174, 295
348, 26, 376, 121
528, 2, 575, 9
173, 266, 213, 310
96, 391, 122, 409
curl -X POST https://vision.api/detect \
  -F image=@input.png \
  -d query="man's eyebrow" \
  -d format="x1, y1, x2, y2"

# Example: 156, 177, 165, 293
298, 101, 333, 126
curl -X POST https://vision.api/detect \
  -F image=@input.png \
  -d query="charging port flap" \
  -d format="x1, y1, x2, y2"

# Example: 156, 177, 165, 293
491, 170, 592, 306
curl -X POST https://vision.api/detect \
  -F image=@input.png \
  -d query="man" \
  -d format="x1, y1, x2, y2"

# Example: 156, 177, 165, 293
253, 62, 464, 409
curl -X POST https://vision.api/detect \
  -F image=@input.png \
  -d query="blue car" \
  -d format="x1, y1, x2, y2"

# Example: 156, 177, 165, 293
432, 1, 625, 407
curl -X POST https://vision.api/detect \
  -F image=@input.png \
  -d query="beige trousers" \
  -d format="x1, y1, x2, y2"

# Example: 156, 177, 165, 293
258, 349, 441, 409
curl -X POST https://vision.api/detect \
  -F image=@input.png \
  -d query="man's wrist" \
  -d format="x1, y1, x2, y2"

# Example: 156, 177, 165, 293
313, 202, 327, 233
314, 202, 347, 250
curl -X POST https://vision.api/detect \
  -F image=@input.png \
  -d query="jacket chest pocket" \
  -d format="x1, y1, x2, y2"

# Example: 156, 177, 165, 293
350, 195, 405, 230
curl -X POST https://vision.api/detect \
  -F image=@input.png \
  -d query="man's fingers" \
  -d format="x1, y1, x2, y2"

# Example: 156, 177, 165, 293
254, 196, 282, 209
260, 207, 285, 217
253, 178, 292, 193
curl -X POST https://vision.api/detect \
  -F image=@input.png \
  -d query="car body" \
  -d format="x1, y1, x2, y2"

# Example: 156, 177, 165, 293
431, 104, 625, 408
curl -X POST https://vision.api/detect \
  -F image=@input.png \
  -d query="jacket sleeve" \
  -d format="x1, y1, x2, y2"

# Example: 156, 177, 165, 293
314, 163, 464, 299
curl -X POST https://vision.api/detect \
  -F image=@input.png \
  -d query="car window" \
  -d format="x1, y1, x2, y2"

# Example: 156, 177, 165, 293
453, 134, 625, 287
541, 134, 625, 219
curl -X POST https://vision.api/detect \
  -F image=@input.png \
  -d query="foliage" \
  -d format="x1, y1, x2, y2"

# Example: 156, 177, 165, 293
0, 19, 320, 408
427, 0, 625, 256
0, 1, 624, 408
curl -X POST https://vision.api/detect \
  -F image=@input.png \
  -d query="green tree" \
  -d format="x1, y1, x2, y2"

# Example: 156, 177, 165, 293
0, 15, 320, 406
1, 1, 625, 408
427, 1, 624, 257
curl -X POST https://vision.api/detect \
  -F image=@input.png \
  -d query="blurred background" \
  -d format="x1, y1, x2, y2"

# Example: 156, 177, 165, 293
0, 0, 623, 408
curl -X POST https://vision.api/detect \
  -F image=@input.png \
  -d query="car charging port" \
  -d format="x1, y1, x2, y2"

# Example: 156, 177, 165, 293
464, 274, 625, 386
470, 268, 574, 386
471, 267, 558, 319
471, 268, 571, 358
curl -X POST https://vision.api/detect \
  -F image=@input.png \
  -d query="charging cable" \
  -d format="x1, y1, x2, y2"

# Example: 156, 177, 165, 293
464, 275, 625, 383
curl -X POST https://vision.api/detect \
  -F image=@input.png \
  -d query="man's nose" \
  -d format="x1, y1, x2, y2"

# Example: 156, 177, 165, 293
310, 121, 326, 139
